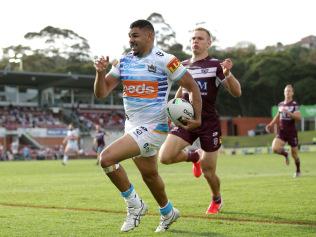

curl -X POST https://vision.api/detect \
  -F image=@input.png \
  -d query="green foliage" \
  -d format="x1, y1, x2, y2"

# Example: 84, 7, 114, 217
1, 22, 316, 116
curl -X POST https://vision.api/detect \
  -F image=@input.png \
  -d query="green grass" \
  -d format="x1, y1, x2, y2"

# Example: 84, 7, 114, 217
0, 153, 316, 237
223, 130, 316, 148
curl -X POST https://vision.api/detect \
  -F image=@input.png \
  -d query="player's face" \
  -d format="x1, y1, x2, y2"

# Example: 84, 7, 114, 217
129, 27, 152, 56
284, 86, 294, 100
191, 30, 211, 55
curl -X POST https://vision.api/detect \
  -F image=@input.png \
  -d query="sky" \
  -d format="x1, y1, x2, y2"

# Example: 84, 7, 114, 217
1, 0, 315, 60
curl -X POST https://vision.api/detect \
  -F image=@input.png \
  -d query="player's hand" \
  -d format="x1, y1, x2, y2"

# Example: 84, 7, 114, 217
94, 56, 110, 73
265, 124, 272, 133
220, 58, 233, 76
178, 117, 201, 131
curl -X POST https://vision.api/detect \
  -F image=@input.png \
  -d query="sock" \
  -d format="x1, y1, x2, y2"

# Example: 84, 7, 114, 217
280, 150, 288, 158
295, 158, 301, 172
159, 201, 173, 216
121, 184, 141, 208
187, 150, 199, 163
63, 155, 68, 163
213, 195, 221, 204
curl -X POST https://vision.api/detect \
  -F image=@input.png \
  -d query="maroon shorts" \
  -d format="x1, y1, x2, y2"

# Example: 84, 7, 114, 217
277, 130, 298, 147
170, 119, 221, 152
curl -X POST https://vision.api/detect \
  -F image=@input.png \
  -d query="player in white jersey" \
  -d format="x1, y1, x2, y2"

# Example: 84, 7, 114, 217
94, 20, 201, 232
62, 123, 80, 165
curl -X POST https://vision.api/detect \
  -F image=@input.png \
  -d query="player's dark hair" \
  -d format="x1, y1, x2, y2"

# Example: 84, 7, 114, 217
130, 20, 155, 34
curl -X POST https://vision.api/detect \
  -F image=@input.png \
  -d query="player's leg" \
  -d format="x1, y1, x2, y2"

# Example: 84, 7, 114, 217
99, 134, 147, 232
201, 150, 222, 214
133, 156, 179, 232
272, 137, 289, 165
197, 131, 222, 214
289, 135, 301, 177
159, 127, 201, 177
62, 145, 70, 165
96, 145, 104, 165
130, 124, 180, 232
291, 146, 301, 177
100, 133, 140, 190
159, 133, 192, 164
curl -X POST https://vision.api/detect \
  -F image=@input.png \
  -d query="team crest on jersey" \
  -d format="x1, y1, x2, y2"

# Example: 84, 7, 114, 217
147, 64, 157, 73
167, 57, 181, 73
156, 51, 164, 56
201, 68, 209, 74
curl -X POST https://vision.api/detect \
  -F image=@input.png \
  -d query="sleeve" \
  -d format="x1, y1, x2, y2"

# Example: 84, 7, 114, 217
164, 53, 187, 82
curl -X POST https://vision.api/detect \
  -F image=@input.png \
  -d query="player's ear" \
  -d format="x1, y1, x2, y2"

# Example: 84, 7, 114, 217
147, 30, 154, 41
207, 39, 211, 47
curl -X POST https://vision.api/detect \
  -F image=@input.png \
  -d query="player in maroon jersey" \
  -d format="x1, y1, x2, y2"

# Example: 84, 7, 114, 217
265, 84, 302, 177
159, 27, 241, 214
93, 124, 107, 165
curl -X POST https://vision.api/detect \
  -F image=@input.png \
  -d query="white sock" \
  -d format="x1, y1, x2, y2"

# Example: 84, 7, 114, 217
124, 189, 141, 208
63, 155, 68, 163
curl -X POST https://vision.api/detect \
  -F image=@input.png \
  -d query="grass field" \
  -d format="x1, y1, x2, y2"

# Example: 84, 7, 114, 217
0, 153, 315, 237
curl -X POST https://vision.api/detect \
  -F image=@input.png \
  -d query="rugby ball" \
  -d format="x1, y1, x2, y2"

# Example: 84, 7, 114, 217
167, 98, 194, 126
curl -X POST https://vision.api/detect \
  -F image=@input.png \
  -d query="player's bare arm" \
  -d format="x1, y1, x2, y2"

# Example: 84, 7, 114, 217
266, 112, 280, 133
174, 87, 183, 98
221, 58, 242, 97
178, 71, 202, 130
94, 56, 120, 98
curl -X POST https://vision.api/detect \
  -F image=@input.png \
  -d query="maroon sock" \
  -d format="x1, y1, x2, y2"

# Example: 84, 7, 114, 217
213, 195, 222, 204
187, 150, 199, 163
280, 150, 288, 158
295, 158, 301, 172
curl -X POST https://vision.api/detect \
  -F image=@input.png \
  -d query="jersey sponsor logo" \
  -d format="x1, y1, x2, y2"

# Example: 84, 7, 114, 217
167, 57, 181, 73
123, 80, 158, 98
197, 80, 208, 95
197, 80, 207, 91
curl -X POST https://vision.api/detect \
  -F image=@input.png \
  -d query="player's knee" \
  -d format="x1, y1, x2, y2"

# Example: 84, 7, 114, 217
99, 149, 115, 168
141, 170, 159, 184
158, 149, 178, 165
201, 164, 216, 176
203, 169, 217, 179
272, 147, 280, 153
159, 155, 173, 165
158, 154, 173, 165
291, 150, 298, 158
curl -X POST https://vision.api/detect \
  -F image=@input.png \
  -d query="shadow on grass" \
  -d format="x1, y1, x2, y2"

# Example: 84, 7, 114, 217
169, 229, 227, 237
220, 211, 315, 226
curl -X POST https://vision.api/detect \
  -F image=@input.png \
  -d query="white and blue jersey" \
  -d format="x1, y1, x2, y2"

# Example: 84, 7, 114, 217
109, 46, 187, 134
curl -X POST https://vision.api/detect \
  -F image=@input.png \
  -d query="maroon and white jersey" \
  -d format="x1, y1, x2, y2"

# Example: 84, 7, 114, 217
181, 56, 226, 120
278, 100, 299, 132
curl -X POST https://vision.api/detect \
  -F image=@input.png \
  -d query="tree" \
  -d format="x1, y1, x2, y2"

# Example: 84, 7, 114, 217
24, 26, 91, 61
147, 13, 177, 51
